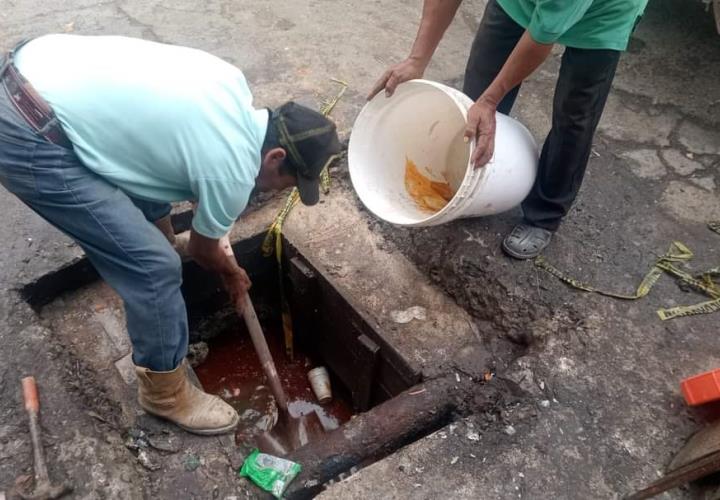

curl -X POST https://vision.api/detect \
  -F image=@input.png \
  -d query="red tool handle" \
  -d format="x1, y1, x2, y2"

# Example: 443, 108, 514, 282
22, 376, 39, 413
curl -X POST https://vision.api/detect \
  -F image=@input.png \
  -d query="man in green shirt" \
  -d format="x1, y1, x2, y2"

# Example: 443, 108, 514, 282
371, 0, 647, 258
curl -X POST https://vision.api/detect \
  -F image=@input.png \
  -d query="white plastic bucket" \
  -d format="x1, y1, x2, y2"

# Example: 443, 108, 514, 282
348, 80, 539, 226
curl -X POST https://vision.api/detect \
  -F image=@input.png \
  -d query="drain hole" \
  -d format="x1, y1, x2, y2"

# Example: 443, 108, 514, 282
180, 234, 421, 419
191, 306, 355, 444
30, 230, 460, 492
179, 234, 460, 487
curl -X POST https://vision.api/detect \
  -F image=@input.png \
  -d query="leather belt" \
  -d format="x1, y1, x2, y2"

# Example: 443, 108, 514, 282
0, 40, 72, 149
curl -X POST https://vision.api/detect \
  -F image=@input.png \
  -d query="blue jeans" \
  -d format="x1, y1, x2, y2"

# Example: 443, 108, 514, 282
0, 71, 188, 371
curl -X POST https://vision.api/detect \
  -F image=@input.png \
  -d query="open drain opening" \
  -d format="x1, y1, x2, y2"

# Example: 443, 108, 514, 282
191, 307, 356, 440
180, 235, 464, 497
180, 233, 422, 447
25, 228, 463, 497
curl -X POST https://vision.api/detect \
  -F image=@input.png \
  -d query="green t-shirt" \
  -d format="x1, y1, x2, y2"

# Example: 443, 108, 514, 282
497, 0, 649, 51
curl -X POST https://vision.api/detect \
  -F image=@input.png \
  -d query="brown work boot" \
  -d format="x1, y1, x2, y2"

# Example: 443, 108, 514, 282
135, 362, 239, 435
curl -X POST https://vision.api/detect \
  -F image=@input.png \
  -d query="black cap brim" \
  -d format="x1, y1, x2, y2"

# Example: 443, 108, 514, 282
296, 175, 320, 206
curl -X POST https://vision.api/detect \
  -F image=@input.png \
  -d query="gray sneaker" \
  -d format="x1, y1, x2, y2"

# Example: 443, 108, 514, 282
502, 223, 553, 259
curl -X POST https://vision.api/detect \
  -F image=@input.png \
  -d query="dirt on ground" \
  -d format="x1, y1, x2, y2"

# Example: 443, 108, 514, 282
1, 0, 719, 498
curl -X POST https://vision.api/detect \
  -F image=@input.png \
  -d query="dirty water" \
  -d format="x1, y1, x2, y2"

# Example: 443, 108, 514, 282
404, 157, 454, 213
193, 320, 353, 445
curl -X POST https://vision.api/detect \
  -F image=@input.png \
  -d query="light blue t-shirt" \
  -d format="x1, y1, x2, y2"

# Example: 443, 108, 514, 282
15, 34, 268, 238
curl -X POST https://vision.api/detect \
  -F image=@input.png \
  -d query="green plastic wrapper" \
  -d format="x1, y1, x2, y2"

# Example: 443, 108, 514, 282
239, 449, 301, 499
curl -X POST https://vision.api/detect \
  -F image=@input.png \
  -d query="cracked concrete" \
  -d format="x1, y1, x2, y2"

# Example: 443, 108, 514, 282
621, 149, 667, 179
598, 93, 680, 148
0, 0, 719, 499
661, 148, 706, 176
662, 181, 720, 222
677, 120, 720, 156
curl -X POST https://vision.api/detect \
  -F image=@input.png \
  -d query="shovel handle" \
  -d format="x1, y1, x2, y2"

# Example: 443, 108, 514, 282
242, 293, 290, 413
22, 376, 39, 413
220, 235, 291, 414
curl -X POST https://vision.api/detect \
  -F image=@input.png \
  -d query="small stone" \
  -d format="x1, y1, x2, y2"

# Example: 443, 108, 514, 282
148, 434, 182, 454
137, 450, 160, 471
450, 456, 459, 465
504, 425, 516, 436
540, 400, 550, 408
390, 306, 427, 324
467, 431, 480, 442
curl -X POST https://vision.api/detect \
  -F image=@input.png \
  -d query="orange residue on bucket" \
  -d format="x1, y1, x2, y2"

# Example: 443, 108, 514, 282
404, 157, 454, 213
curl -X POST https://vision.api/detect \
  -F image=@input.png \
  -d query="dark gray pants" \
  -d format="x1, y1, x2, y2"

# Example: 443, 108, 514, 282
463, 0, 621, 231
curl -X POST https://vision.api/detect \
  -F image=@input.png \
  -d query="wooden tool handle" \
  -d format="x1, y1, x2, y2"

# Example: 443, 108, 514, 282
21, 376, 39, 413
220, 235, 291, 414
242, 293, 290, 413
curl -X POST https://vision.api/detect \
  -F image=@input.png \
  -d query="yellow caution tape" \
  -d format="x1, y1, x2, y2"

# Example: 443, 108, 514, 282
655, 261, 720, 299
260, 79, 348, 359
657, 298, 720, 321
318, 79, 348, 194
534, 241, 690, 300
710, 221, 720, 235
535, 238, 720, 321
261, 189, 300, 258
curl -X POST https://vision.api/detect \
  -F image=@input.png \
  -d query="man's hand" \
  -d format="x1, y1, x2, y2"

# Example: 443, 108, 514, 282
368, 57, 427, 100
464, 32, 553, 168
221, 267, 252, 315
187, 229, 253, 315
368, 0, 462, 100
464, 97, 498, 168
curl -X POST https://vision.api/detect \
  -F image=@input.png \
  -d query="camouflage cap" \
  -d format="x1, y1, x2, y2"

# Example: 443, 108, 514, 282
271, 101, 341, 206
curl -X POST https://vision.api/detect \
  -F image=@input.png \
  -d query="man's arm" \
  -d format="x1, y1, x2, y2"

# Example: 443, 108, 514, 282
188, 229, 251, 314
368, 0, 462, 99
466, 32, 553, 166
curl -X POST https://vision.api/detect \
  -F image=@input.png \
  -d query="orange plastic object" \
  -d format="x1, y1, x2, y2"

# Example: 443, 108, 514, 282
681, 368, 720, 406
